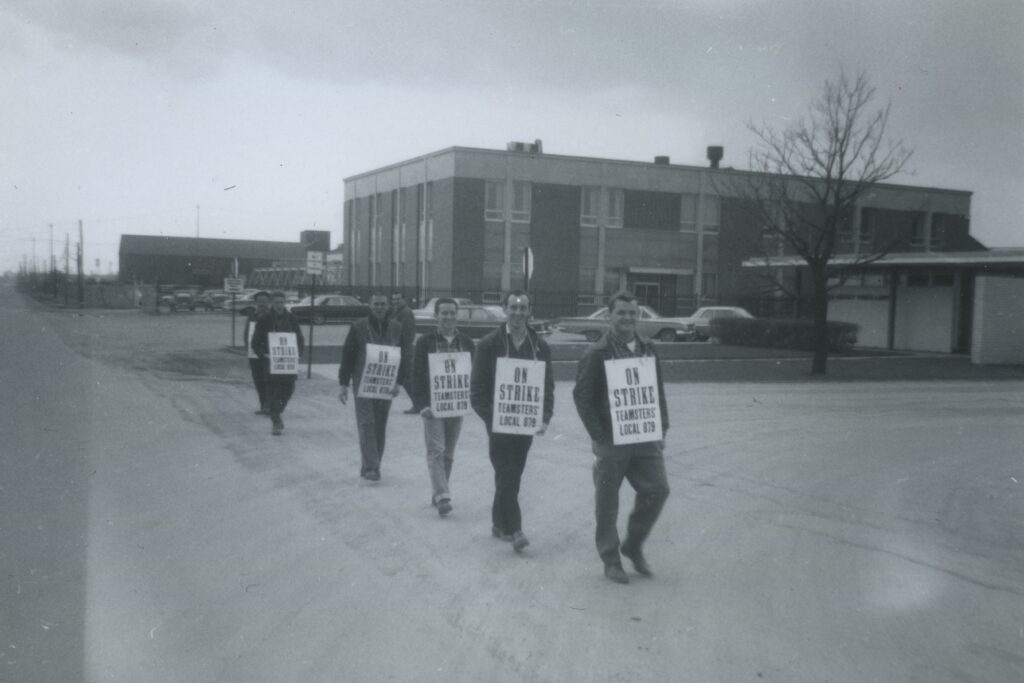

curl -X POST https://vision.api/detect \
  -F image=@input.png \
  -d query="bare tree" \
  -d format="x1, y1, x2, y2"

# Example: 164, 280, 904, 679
738, 70, 912, 374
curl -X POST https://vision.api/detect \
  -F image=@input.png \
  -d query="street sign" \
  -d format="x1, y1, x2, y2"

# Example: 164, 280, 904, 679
224, 277, 244, 293
306, 251, 324, 276
522, 247, 534, 281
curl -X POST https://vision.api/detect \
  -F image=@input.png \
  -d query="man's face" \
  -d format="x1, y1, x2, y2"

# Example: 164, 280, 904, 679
504, 294, 531, 332
436, 303, 458, 335
390, 294, 405, 310
609, 299, 638, 338
271, 295, 286, 313
255, 295, 270, 313
370, 296, 389, 319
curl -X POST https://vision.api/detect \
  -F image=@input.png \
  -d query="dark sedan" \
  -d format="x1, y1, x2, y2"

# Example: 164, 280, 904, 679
287, 295, 370, 324
415, 304, 550, 339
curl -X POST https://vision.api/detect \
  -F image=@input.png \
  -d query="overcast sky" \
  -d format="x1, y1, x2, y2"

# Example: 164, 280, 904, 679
2, 0, 1021, 276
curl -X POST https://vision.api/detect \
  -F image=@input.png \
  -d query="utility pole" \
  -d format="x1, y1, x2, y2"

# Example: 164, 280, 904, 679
64, 233, 70, 305
77, 220, 84, 308
196, 204, 200, 238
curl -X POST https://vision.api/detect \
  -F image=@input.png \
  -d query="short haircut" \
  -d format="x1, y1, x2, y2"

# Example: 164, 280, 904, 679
270, 290, 286, 300
434, 297, 459, 314
254, 290, 271, 301
368, 291, 389, 301
607, 290, 638, 311
503, 289, 531, 307
390, 291, 405, 300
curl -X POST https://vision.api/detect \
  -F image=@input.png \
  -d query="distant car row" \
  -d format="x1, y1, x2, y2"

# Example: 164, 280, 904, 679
551, 305, 754, 342
159, 289, 753, 343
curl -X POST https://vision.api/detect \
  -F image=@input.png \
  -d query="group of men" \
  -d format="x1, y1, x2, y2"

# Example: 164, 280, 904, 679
246, 288, 670, 584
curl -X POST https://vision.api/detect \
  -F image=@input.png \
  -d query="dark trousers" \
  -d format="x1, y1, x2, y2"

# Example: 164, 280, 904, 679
266, 380, 295, 419
249, 358, 268, 409
488, 432, 533, 535
355, 398, 391, 475
592, 440, 670, 567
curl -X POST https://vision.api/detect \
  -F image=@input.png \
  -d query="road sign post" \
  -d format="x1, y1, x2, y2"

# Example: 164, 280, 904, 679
224, 277, 245, 347
306, 252, 324, 379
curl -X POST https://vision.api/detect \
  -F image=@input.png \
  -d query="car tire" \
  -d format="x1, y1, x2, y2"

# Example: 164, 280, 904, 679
657, 329, 677, 342
583, 330, 602, 342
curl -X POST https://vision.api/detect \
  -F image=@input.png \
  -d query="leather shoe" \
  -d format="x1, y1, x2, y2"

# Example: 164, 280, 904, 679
362, 470, 381, 482
271, 417, 283, 436
621, 547, 653, 577
604, 564, 630, 584
437, 499, 452, 517
511, 531, 530, 552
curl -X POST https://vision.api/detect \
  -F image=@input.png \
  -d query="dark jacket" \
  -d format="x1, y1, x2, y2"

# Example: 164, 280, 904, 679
387, 305, 417, 384
572, 332, 669, 445
410, 329, 476, 412
470, 325, 555, 427
338, 316, 405, 389
251, 309, 305, 380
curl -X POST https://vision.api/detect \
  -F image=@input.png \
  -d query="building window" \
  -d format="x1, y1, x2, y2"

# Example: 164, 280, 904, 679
930, 215, 946, 250
607, 188, 624, 228
511, 181, 531, 223
859, 209, 876, 248
580, 186, 600, 227
680, 193, 697, 232
702, 272, 717, 298
678, 274, 695, 296
702, 195, 720, 233
909, 215, 925, 248
485, 181, 504, 221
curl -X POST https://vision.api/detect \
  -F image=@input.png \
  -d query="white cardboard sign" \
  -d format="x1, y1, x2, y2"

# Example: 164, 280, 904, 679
269, 332, 299, 375
428, 352, 473, 418
604, 356, 663, 445
491, 358, 545, 435
357, 343, 402, 400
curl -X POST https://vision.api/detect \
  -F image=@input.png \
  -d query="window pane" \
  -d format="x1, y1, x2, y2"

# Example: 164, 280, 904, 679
702, 196, 720, 231
607, 189, 624, 228
680, 193, 697, 230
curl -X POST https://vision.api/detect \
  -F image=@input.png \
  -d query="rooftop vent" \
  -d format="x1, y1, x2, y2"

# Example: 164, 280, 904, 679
506, 139, 543, 154
707, 146, 724, 169
654, 155, 670, 165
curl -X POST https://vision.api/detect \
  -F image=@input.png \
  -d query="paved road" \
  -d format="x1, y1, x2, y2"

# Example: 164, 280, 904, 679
3, 291, 1024, 682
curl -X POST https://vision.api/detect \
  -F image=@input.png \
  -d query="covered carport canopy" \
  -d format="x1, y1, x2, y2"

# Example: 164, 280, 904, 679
741, 249, 1024, 353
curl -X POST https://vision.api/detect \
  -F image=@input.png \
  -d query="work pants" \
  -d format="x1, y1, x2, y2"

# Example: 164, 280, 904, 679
423, 415, 463, 504
355, 397, 391, 476
249, 358, 268, 409
488, 432, 533, 535
592, 440, 670, 567
266, 379, 295, 419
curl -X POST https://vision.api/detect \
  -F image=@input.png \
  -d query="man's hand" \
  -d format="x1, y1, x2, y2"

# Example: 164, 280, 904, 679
339, 386, 348, 405
420, 407, 434, 419
390, 385, 400, 397
536, 420, 549, 436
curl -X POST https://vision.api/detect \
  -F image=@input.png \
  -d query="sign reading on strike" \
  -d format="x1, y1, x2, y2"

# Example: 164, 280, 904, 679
492, 358, 545, 435
269, 332, 299, 375
357, 343, 401, 400
428, 352, 472, 418
246, 320, 257, 359
604, 357, 662, 444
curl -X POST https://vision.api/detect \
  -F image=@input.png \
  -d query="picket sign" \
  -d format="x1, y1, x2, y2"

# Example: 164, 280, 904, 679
246, 320, 257, 360
491, 358, 545, 435
428, 352, 473, 418
603, 356, 663, 445
357, 343, 402, 400
269, 332, 299, 375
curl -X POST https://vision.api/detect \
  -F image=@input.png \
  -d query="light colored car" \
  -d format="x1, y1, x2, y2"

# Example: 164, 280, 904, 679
415, 304, 552, 338
553, 305, 696, 342
687, 306, 755, 341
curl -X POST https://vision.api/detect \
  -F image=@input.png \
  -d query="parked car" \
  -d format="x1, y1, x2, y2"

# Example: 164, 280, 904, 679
415, 304, 551, 339
225, 292, 262, 316
194, 290, 231, 310
553, 305, 696, 342
287, 294, 370, 324
687, 306, 755, 341
167, 290, 209, 312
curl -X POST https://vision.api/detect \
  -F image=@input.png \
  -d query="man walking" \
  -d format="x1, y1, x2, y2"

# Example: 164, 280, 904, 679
388, 291, 418, 414
410, 298, 475, 517
339, 292, 404, 481
470, 290, 554, 552
573, 291, 670, 584
243, 290, 271, 414
251, 291, 305, 436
